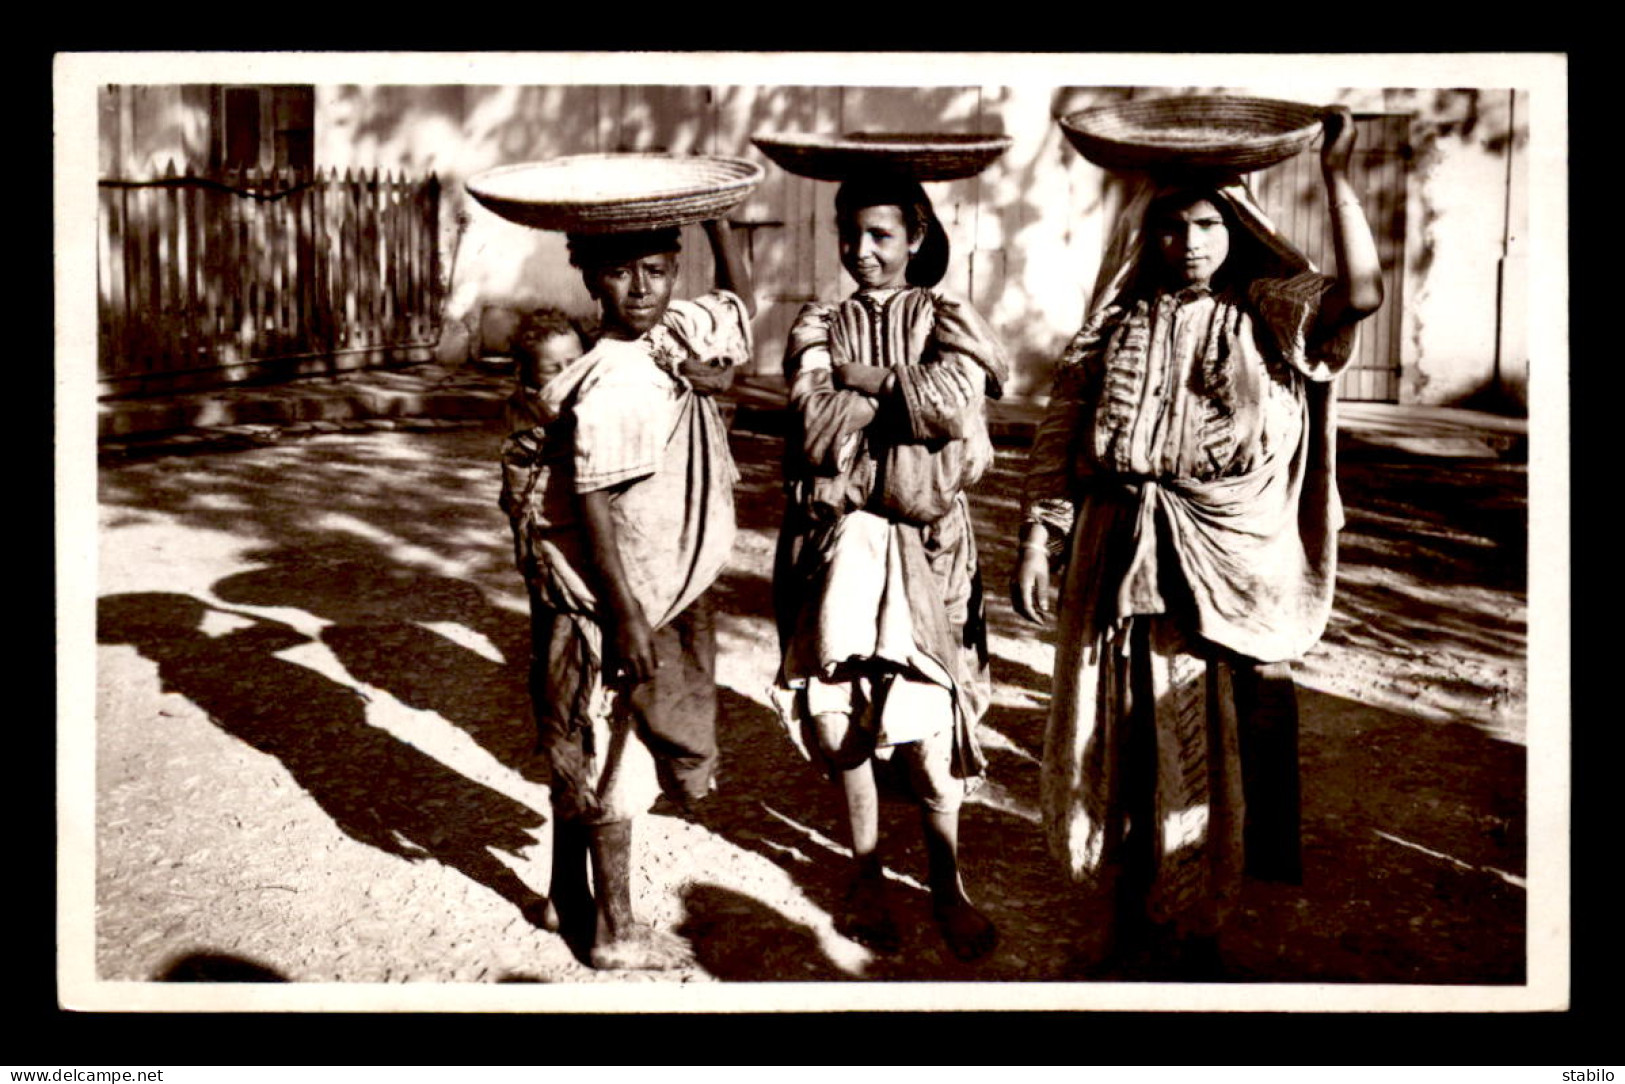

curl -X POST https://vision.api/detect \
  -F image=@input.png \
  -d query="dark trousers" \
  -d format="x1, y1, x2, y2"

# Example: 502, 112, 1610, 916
1115, 638, 1304, 938
529, 589, 719, 822
1233, 659, 1302, 883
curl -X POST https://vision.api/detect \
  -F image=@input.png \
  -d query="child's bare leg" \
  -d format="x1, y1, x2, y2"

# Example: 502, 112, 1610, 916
814, 711, 898, 953
539, 816, 592, 933
920, 806, 996, 961
585, 819, 684, 970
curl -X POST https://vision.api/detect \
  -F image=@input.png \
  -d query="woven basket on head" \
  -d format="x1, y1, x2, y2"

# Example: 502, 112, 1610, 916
465, 154, 765, 234
752, 132, 1013, 182
1058, 96, 1324, 172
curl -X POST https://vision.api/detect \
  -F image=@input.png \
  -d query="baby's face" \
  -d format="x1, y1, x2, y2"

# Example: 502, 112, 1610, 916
522, 331, 584, 388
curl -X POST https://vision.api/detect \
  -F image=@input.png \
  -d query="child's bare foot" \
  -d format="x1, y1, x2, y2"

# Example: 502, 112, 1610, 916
588, 924, 691, 971
935, 898, 998, 962
837, 873, 900, 954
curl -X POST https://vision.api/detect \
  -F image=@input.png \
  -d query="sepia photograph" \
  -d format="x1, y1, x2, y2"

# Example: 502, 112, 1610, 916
55, 51, 1568, 1015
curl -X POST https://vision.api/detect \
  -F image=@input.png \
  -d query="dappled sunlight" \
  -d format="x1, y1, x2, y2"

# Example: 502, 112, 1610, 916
974, 719, 1042, 767
416, 620, 508, 666
95, 405, 1527, 982
963, 776, 1039, 824
309, 511, 484, 581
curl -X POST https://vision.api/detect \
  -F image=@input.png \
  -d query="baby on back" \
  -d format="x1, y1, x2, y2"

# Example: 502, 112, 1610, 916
499, 307, 587, 570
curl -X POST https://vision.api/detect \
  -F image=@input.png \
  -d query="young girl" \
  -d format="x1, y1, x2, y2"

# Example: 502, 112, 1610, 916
773, 173, 1008, 962
1011, 107, 1384, 976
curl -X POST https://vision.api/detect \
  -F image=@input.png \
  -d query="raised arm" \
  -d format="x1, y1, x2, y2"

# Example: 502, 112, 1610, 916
703, 218, 757, 319
671, 219, 757, 396
1313, 106, 1385, 338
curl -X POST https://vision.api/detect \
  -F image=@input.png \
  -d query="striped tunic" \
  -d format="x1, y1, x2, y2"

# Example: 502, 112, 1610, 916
774, 286, 1009, 775
1024, 267, 1358, 938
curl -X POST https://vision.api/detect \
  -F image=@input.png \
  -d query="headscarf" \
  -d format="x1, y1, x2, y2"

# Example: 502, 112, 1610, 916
834, 173, 950, 289
1052, 169, 1351, 665
1087, 171, 1313, 316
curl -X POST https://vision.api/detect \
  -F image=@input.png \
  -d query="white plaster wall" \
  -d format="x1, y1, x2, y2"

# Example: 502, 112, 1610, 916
304, 83, 1529, 409
99, 85, 211, 178
1380, 88, 1527, 408
316, 85, 596, 363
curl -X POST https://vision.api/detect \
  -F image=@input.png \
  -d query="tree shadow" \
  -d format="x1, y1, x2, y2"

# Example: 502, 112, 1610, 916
697, 688, 853, 910
1337, 457, 1527, 594
707, 569, 778, 638
976, 697, 1048, 769
695, 685, 1108, 981
1326, 453, 1527, 678
963, 681, 1528, 986
967, 445, 1055, 647
988, 653, 1053, 699
97, 591, 550, 925
725, 426, 791, 535
697, 686, 981, 978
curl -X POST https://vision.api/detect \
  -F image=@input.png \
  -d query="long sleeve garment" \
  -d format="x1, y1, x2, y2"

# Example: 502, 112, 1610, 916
1022, 175, 1366, 937
774, 286, 1009, 775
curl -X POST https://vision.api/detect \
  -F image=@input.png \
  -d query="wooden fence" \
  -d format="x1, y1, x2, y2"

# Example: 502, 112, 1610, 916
98, 165, 443, 398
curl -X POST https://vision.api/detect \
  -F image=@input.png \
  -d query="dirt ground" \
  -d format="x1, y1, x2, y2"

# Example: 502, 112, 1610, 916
86, 410, 1529, 996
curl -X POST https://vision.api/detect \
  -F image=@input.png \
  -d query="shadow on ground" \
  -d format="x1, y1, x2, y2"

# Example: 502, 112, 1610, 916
97, 590, 550, 923
156, 951, 289, 983
96, 418, 1529, 985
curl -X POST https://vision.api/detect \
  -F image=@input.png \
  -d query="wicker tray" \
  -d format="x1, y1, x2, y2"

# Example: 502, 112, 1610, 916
1058, 96, 1324, 171
752, 132, 1013, 182
466, 154, 764, 234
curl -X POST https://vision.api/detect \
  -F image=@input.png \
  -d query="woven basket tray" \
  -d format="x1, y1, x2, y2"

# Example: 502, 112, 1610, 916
466, 154, 764, 234
752, 132, 1013, 182
1058, 96, 1324, 172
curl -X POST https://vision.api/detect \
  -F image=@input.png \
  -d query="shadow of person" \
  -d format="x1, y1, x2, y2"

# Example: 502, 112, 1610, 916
675, 883, 848, 982
1270, 685, 1527, 986
155, 951, 288, 982
98, 591, 550, 923
695, 686, 1022, 978
696, 685, 858, 900
210, 543, 542, 781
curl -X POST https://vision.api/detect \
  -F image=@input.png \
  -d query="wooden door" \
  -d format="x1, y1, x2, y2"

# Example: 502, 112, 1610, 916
1250, 113, 1409, 402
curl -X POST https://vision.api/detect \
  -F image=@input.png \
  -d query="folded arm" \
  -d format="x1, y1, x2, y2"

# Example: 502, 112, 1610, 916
787, 305, 878, 474
870, 292, 1010, 442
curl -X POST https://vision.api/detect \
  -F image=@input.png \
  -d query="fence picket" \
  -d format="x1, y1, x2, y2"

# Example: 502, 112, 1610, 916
387, 171, 403, 341
136, 181, 160, 374
364, 167, 381, 347
98, 165, 444, 395
98, 186, 123, 381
